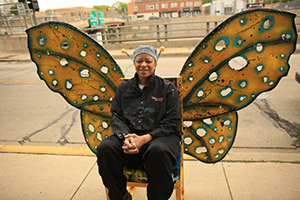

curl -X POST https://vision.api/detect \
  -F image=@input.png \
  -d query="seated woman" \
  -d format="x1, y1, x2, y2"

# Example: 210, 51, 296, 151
97, 45, 182, 200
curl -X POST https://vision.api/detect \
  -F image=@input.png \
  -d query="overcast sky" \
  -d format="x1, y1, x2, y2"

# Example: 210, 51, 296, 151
7, 0, 130, 11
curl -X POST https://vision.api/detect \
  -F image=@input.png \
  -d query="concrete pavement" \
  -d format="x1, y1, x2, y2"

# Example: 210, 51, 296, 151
0, 144, 300, 200
1, 49, 300, 199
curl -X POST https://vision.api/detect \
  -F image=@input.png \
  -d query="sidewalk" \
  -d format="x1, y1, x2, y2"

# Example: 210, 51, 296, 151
0, 144, 300, 199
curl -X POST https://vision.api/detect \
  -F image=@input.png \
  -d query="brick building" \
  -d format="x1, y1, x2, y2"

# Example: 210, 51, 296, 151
127, 0, 203, 20
36, 7, 91, 22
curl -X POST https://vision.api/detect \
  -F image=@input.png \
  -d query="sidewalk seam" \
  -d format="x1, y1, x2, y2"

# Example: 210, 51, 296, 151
70, 161, 97, 200
222, 162, 233, 200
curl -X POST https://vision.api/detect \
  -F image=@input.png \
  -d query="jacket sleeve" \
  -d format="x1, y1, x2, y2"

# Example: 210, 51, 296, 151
110, 82, 131, 140
149, 83, 182, 139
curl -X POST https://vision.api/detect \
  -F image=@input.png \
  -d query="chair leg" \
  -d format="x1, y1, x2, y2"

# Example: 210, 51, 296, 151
175, 179, 184, 200
176, 144, 184, 200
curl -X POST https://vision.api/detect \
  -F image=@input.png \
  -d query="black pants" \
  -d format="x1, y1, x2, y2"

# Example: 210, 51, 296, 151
97, 134, 181, 200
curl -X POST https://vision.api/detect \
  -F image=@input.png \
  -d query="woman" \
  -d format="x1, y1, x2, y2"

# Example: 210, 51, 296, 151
97, 45, 182, 200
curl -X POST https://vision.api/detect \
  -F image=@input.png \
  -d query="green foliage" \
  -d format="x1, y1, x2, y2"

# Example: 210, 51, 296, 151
242, 160, 251, 163
203, 0, 213, 4
270, 160, 283, 163
93, 1, 127, 15
10, 4, 28, 15
265, 0, 294, 4
10, 4, 18, 15
93, 5, 110, 11
117, 1, 128, 14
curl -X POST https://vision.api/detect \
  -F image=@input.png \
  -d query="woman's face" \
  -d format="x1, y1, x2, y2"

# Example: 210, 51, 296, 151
134, 53, 157, 81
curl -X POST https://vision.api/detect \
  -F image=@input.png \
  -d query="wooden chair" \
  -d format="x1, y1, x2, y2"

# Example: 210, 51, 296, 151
105, 76, 184, 200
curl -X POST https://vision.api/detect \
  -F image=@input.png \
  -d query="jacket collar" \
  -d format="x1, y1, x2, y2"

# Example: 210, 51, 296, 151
130, 72, 156, 89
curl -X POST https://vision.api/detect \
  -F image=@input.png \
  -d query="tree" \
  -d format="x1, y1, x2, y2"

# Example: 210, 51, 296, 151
115, 1, 127, 15
93, 5, 110, 11
93, 1, 127, 14
203, 0, 213, 4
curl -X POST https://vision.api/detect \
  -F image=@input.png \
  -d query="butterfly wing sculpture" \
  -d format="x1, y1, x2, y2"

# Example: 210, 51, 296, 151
180, 9, 297, 163
26, 9, 297, 163
26, 22, 124, 153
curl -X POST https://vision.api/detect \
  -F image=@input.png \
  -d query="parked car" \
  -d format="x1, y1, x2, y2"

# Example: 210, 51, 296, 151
149, 16, 160, 20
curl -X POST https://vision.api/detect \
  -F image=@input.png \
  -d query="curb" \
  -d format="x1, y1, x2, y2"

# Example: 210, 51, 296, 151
0, 59, 32, 63
296, 71, 300, 84
0, 145, 95, 156
1, 145, 300, 163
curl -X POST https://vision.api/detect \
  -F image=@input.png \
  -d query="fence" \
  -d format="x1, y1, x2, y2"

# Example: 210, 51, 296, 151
83, 19, 223, 45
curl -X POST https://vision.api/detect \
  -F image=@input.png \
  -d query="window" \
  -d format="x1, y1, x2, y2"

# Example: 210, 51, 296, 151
224, 7, 233, 14
181, 2, 184, 7
146, 5, 149, 10
174, 3, 177, 7
150, 5, 154, 10
137, 15, 144, 20
162, 3, 165, 8
190, 2, 193, 6
248, 0, 255, 3
186, 2, 189, 6
156, 4, 159, 9
165, 3, 168, 8
135, 6, 138, 11
195, 1, 201, 6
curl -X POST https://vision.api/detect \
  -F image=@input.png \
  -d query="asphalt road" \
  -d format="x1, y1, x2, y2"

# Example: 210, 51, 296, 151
0, 55, 299, 150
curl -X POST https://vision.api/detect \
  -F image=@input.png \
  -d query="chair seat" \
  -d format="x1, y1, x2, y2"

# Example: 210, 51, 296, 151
123, 151, 182, 183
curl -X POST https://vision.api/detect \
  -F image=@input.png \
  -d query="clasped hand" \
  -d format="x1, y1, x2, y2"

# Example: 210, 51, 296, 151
122, 133, 152, 154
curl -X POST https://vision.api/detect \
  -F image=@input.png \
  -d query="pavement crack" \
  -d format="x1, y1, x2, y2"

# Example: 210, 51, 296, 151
221, 162, 233, 200
254, 99, 300, 147
70, 161, 97, 200
19, 108, 74, 144
123, 63, 134, 75
58, 110, 79, 145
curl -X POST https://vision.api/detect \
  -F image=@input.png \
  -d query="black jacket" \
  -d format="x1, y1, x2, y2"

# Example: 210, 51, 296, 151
111, 72, 182, 140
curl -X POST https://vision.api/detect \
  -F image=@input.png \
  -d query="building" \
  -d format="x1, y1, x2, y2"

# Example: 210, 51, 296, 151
35, 7, 91, 23
127, 0, 203, 20
246, 0, 265, 9
203, 0, 247, 16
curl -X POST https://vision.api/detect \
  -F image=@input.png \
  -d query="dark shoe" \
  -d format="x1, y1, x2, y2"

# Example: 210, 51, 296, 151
123, 192, 132, 200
